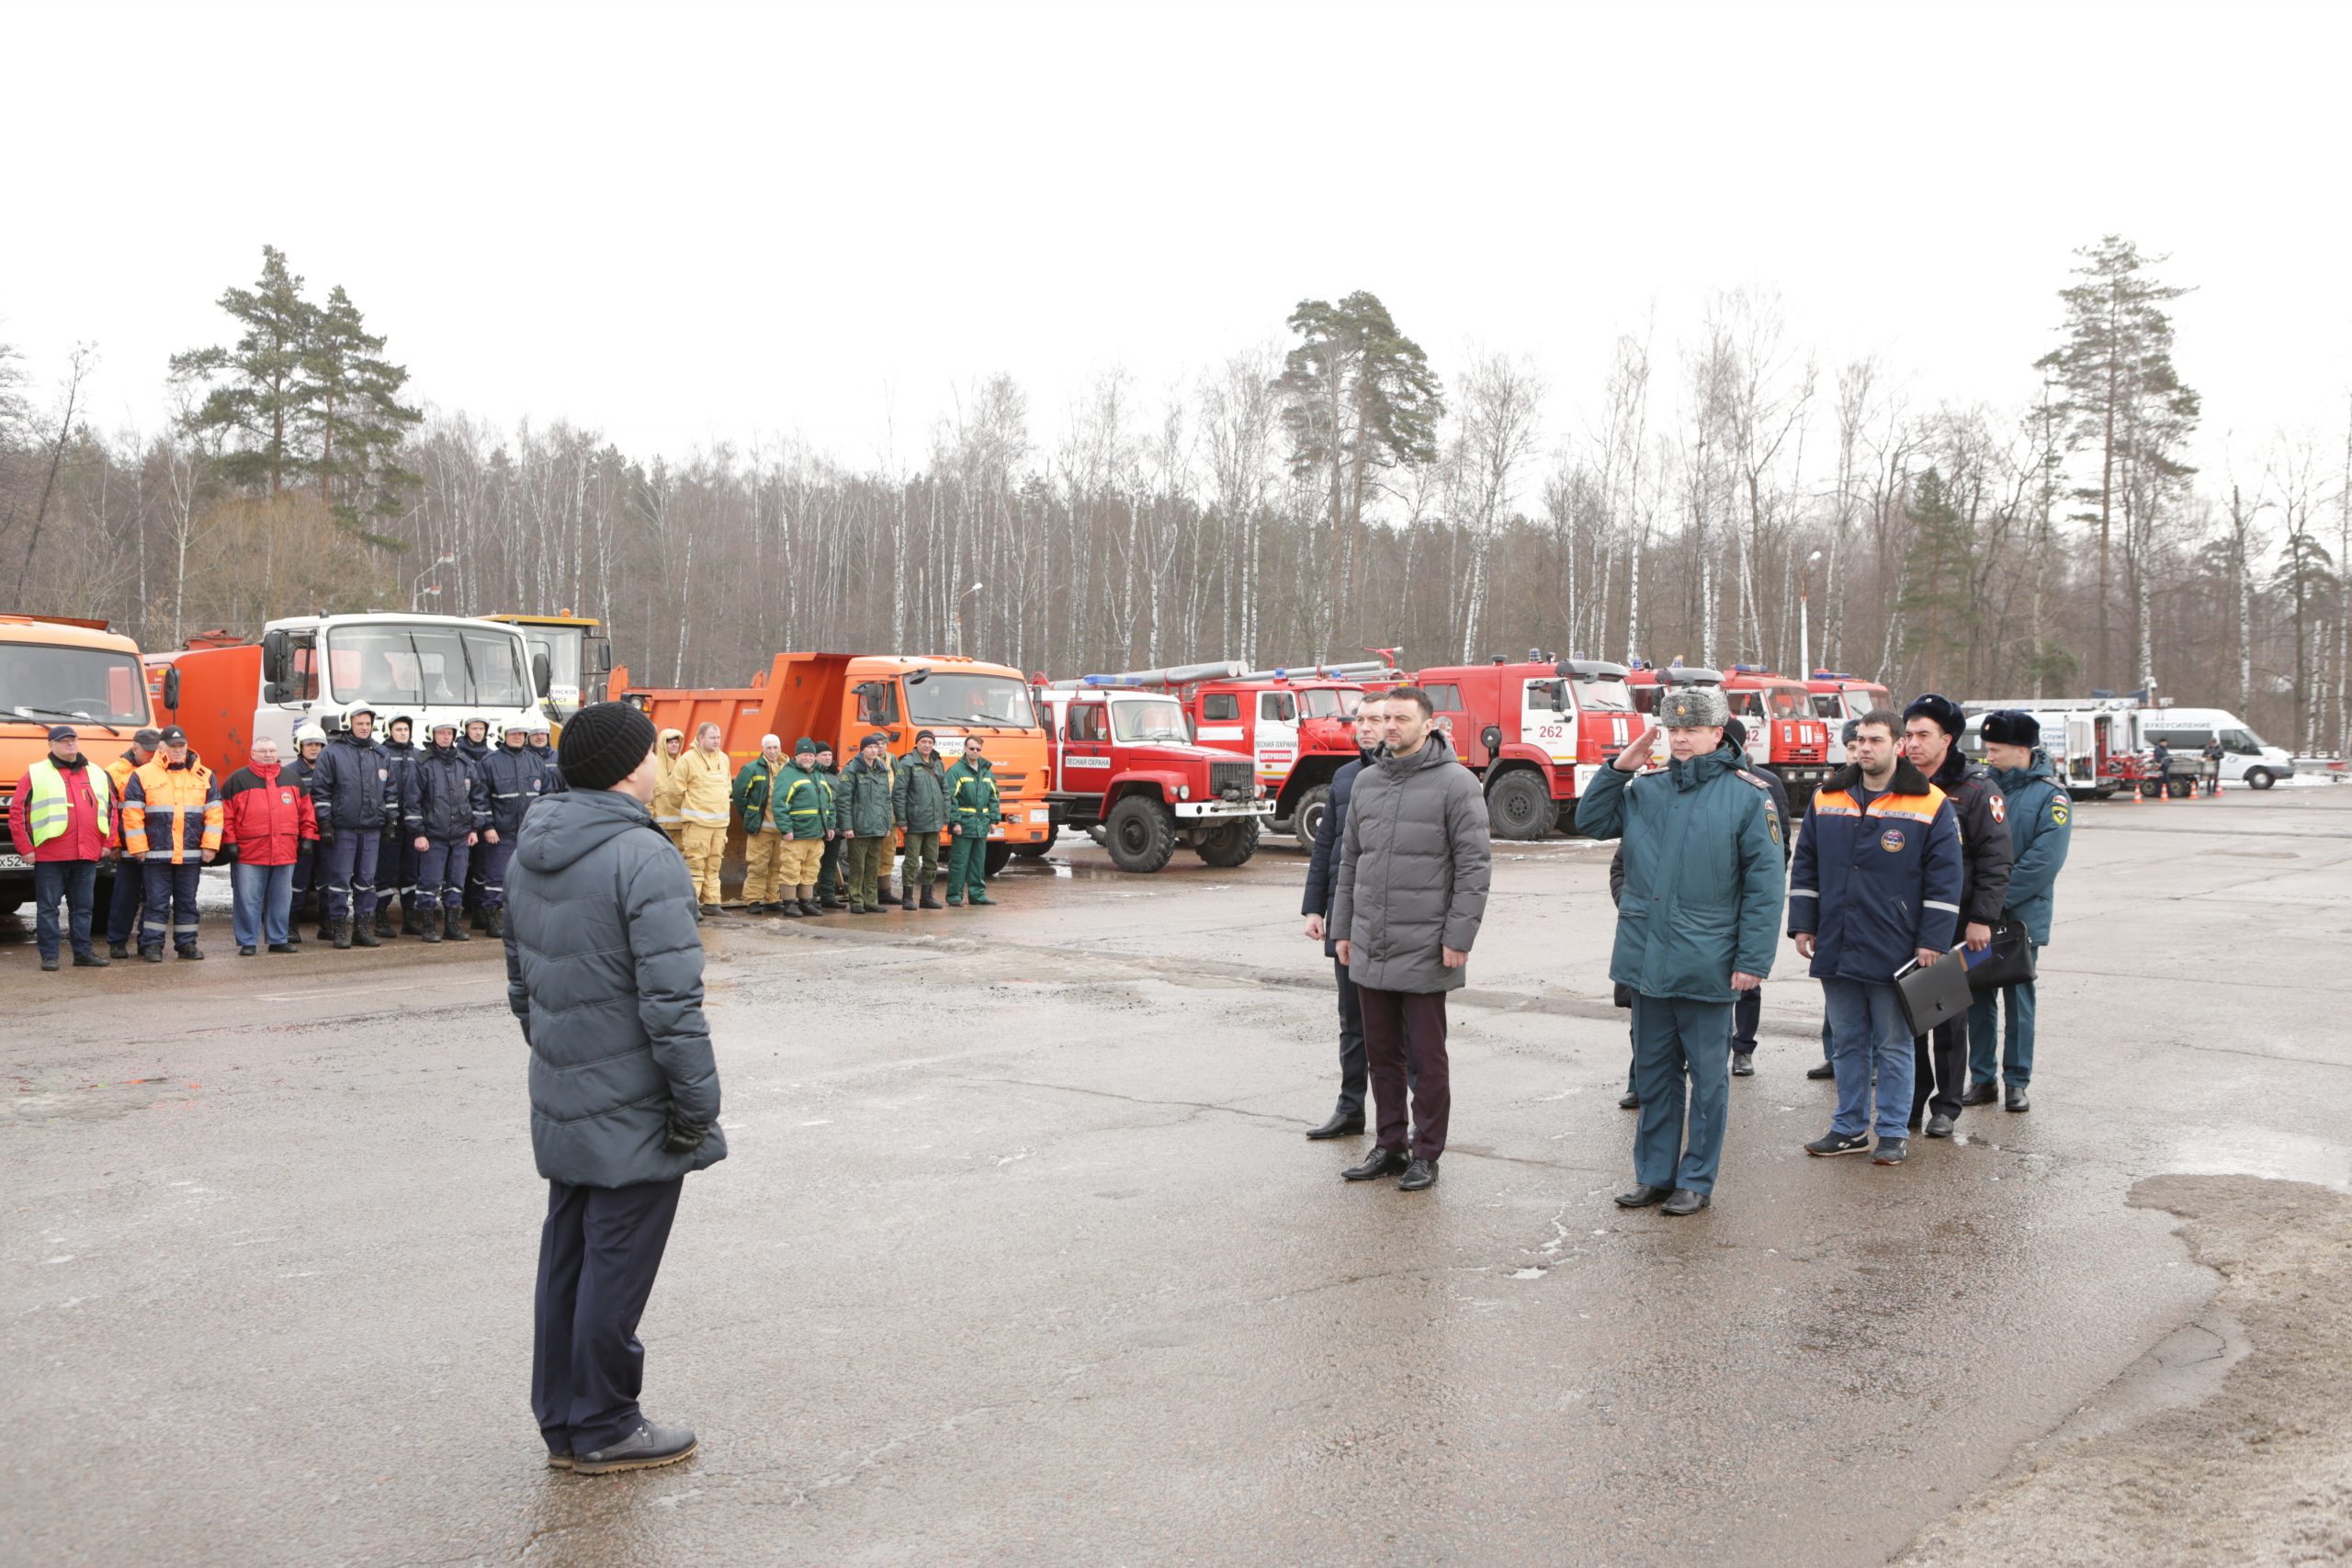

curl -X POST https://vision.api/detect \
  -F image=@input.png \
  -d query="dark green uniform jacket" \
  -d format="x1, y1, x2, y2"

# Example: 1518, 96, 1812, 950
835, 753, 897, 838
1577, 747, 1786, 1003
946, 757, 1001, 828
730, 758, 788, 832
770, 761, 830, 840
893, 750, 950, 833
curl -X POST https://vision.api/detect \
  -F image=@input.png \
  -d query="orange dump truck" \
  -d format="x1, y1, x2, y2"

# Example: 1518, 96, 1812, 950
0, 614, 159, 914
612, 651, 1052, 894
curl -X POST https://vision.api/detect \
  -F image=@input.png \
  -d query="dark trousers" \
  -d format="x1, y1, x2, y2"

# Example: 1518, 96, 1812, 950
1911, 1012, 1968, 1124
377, 830, 420, 910
141, 860, 202, 953
1732, 985, 1761, 1051
417, 838, 472, 909
1631, 994, 1734, 1194
478, 837, 516, 909
819, 835, 845, 900
106, 858, 145, 946
289, 839, 317, 920
845, 836, 887, 908
1332, 956, 1368, 1117
33, 859, 98, 961
533, 1176, 684, 1458
321, 830, 381, 923
899, 831, 940, 891
1360, 986, 1450, 1160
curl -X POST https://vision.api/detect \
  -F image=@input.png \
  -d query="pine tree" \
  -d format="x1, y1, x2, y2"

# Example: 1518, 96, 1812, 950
2032, 236, 2200, 690
1895, 468, 1973, 691
304, 285, 422, 529
169, 245, 316, 497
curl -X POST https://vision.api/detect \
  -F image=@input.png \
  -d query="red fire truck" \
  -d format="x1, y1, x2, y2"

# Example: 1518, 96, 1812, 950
1722, 664, 1834, 812
1410, 658, 1637, 839
1035, 666, 1275, 873
1179, 660, 1393, 845
1805, 671, 1893, 768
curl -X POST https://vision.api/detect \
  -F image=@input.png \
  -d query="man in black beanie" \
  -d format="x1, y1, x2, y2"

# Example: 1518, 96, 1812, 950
506, 701, 725, 1475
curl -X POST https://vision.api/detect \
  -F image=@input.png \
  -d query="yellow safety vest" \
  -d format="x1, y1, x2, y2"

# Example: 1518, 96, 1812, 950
24, 758, 111, 847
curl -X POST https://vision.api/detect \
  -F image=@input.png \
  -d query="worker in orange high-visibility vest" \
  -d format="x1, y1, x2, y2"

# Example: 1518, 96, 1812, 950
119, 725, 222, 962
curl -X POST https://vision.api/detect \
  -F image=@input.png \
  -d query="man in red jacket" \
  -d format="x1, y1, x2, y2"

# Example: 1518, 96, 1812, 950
220, 736, 319, 956
9, 725, 114, 972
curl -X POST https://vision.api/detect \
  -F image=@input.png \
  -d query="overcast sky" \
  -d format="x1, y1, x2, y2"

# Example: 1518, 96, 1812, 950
6, 0, 2346, 485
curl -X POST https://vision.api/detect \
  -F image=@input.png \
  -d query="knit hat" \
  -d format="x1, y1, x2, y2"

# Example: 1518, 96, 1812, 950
794, 737, 818, 758
1658, 685, 1729, 728
558, 701, 658, 792
861, 730, 889, 750
1982, 709, 2040, 746
1721, 716, 1747, 750
915, 728, 936, 744
1905, 692, 1966, 738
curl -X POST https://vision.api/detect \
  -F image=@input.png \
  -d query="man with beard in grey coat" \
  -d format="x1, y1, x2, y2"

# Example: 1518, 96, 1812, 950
1329, 687, 1492, 1191
506, 702, 725, 1476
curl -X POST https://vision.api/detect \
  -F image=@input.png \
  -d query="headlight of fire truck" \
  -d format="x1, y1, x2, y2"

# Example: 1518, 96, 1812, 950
1178, 784, 1191, 800
1255, 783, 1267, 798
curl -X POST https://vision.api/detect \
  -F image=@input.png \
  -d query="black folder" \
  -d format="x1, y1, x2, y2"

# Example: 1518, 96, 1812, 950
1893, 947, 1973, 1035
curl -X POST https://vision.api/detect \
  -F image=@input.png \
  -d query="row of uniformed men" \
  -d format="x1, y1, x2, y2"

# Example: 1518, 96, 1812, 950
647, 726, 1004, 919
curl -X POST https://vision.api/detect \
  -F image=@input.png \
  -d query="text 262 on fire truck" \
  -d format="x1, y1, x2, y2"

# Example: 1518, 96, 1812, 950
1411, 657, 1638, 840
1035, 665, 1274, 873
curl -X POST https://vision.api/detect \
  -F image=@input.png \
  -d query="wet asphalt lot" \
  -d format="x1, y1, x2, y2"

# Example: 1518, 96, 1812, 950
5, 784, 2349, 1567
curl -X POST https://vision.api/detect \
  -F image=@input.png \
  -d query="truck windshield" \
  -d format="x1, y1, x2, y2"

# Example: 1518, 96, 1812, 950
1, 644, 150, 727
325, 624, 533, 710
906, 672, 1036, 730
2222, 728, 2264, 753
1575, 677, 1634, 713
518, 628, 585, 716
1298, 688, 1359, 719
1111, 695, 1192, 743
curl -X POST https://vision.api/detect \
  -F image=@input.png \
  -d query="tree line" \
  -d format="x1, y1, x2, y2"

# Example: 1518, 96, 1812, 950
2, 236, 2347, 753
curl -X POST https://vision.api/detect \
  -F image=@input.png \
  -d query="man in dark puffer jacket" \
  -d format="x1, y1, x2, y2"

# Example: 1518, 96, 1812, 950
505, 701, 725, 1477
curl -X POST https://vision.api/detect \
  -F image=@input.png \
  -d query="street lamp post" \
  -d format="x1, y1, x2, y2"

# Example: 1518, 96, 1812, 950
1799, 549, 1824, 678
412, 553, 458, 613
950, 581, 983, 656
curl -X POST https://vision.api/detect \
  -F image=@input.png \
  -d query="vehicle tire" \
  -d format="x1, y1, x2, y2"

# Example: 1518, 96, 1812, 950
1193, 818, 1260, 867
1292, 784, 1332, 847
2140, 779, 2164, 799
1087, 825, 1109, 848
2245, 768, 2275, 790
2167, 776, 2195, 799
1012, 840, 1052, 860
984, 840, 1013, 877
1103, 795, 1178, 874
1487, 770, 1554, 840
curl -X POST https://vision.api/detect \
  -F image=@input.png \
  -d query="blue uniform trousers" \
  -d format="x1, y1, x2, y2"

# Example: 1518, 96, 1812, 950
1823, 978, 1915, 1141
477, 837, 516, 909
417, 839, 472, 910
107, 858, 145, 946
1967, 962, 2038, 1088
1630, 994, 1734, 1194
321, 830, 380, 923
377, 829, 420, 912
533, 1176, 684, 1460
141, 861, 203, 953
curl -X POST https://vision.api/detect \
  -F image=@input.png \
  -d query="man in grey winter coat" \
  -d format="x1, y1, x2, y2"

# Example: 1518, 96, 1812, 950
1329, 687, 1492, 1191
505, 701, 724, 1477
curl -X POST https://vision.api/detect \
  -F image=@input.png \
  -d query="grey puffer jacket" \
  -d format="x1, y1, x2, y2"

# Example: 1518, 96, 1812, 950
1330, 732, 1491, 992
504, 787, 727, 1188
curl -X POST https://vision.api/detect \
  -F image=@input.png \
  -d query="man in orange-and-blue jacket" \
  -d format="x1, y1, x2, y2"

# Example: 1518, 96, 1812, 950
120, 725, 223, 962
1787, 706, 1962, 1168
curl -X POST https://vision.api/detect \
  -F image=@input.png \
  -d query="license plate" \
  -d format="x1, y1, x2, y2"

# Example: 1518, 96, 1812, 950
0, 853, 26, 872
1028, 809, 1049, 824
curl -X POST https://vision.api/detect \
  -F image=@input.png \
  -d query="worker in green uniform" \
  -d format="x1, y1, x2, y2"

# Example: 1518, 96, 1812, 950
773, 738, 831, 917
944, 735, 1001, 907
835, 731, 899, 915
892, 728, 950, 910
812, 742, 846, 909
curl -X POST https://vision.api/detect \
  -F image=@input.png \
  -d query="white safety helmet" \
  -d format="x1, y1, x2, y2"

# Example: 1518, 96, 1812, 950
341, 702, 378, 730
295, 722, 329, 747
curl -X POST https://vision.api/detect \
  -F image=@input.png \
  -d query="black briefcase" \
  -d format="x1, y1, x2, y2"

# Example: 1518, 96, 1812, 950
1893, 948, 1973, 1035
1963, 919, 2037, 990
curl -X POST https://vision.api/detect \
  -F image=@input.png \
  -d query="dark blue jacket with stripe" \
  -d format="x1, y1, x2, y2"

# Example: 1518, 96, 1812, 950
1787, 757, 1965, 983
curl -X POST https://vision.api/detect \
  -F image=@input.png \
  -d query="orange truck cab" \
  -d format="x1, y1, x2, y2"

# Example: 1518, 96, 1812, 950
1410, 658, 1636, 840
1179, 660, 1392, 844
1721, 663, 1834, 813
615, 652, 1051, 894
0, 615, 158, 913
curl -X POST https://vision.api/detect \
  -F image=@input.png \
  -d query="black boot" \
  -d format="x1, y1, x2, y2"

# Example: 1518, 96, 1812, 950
421, 908, 443, 942
484, 908, 504, 940
353, 919, 381, 948
108, 940, 130, 959
401, 901, 425, 938
797, 898, 822, 917
445, 908, 471, 942
373, 906, 394, 939
920, 887, 943, 909
331, 919, 353, 951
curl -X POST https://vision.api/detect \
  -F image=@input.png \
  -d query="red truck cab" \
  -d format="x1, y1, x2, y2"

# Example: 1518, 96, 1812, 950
1805, 671, 1893, 768
1181, 661, 1392, 844
1722, 664, 1833, 812
1035, 682, 1273, 873
1410, 659, 1634, 840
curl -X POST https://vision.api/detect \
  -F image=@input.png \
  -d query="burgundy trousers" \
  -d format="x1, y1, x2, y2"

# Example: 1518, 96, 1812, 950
1359, 986, 1451, 1160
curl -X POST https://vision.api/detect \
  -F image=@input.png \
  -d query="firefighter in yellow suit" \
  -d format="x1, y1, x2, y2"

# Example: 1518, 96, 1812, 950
651, 728, 687, 849
673, 722, 735, 916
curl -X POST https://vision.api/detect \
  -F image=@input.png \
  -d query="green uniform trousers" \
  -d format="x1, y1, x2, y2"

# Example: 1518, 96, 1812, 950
845, 836, 888, 909
900, 829, 940, 889
947, 829, 989, 902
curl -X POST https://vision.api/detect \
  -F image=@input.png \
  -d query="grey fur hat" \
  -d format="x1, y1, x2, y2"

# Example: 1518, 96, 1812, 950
1658, 684, 1730, 729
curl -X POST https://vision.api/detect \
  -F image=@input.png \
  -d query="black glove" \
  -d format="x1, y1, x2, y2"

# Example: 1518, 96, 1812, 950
317, 819, 335, 844
662, 1110, 709, 1154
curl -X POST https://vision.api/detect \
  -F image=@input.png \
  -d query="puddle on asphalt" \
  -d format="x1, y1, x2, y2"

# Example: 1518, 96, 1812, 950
2165, 1124, 2352, 1190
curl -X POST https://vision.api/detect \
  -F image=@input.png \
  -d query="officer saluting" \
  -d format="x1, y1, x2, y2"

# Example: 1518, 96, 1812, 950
1578, 684, 1785, 1216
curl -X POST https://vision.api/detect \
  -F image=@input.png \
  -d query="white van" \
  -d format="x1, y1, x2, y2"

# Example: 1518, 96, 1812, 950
2134, 708, 2295, 789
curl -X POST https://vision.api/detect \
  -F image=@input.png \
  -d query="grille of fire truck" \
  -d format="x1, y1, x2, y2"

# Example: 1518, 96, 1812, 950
1210, 761, 1252, 799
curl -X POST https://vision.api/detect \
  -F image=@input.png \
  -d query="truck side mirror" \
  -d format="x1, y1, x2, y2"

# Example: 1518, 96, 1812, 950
1481, 725, 1503, 755
261, 629, 288, 686
162, 667, 181, 713
532, 651, 552, 698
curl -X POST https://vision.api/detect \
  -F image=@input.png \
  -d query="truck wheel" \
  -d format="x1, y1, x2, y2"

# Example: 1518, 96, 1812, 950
1087, 825, 1109, 847
1012, 840, 1052, 860
1104, 795, 1178, 873
1293, 784, 1331, 847
2166, 776, 2195, 799
1193, 818, 1260, 867
984, 841, 1013, 876
2245, 768, 2275, 790
2140, 779, 2164, 799
1487, 770, 1554, 840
